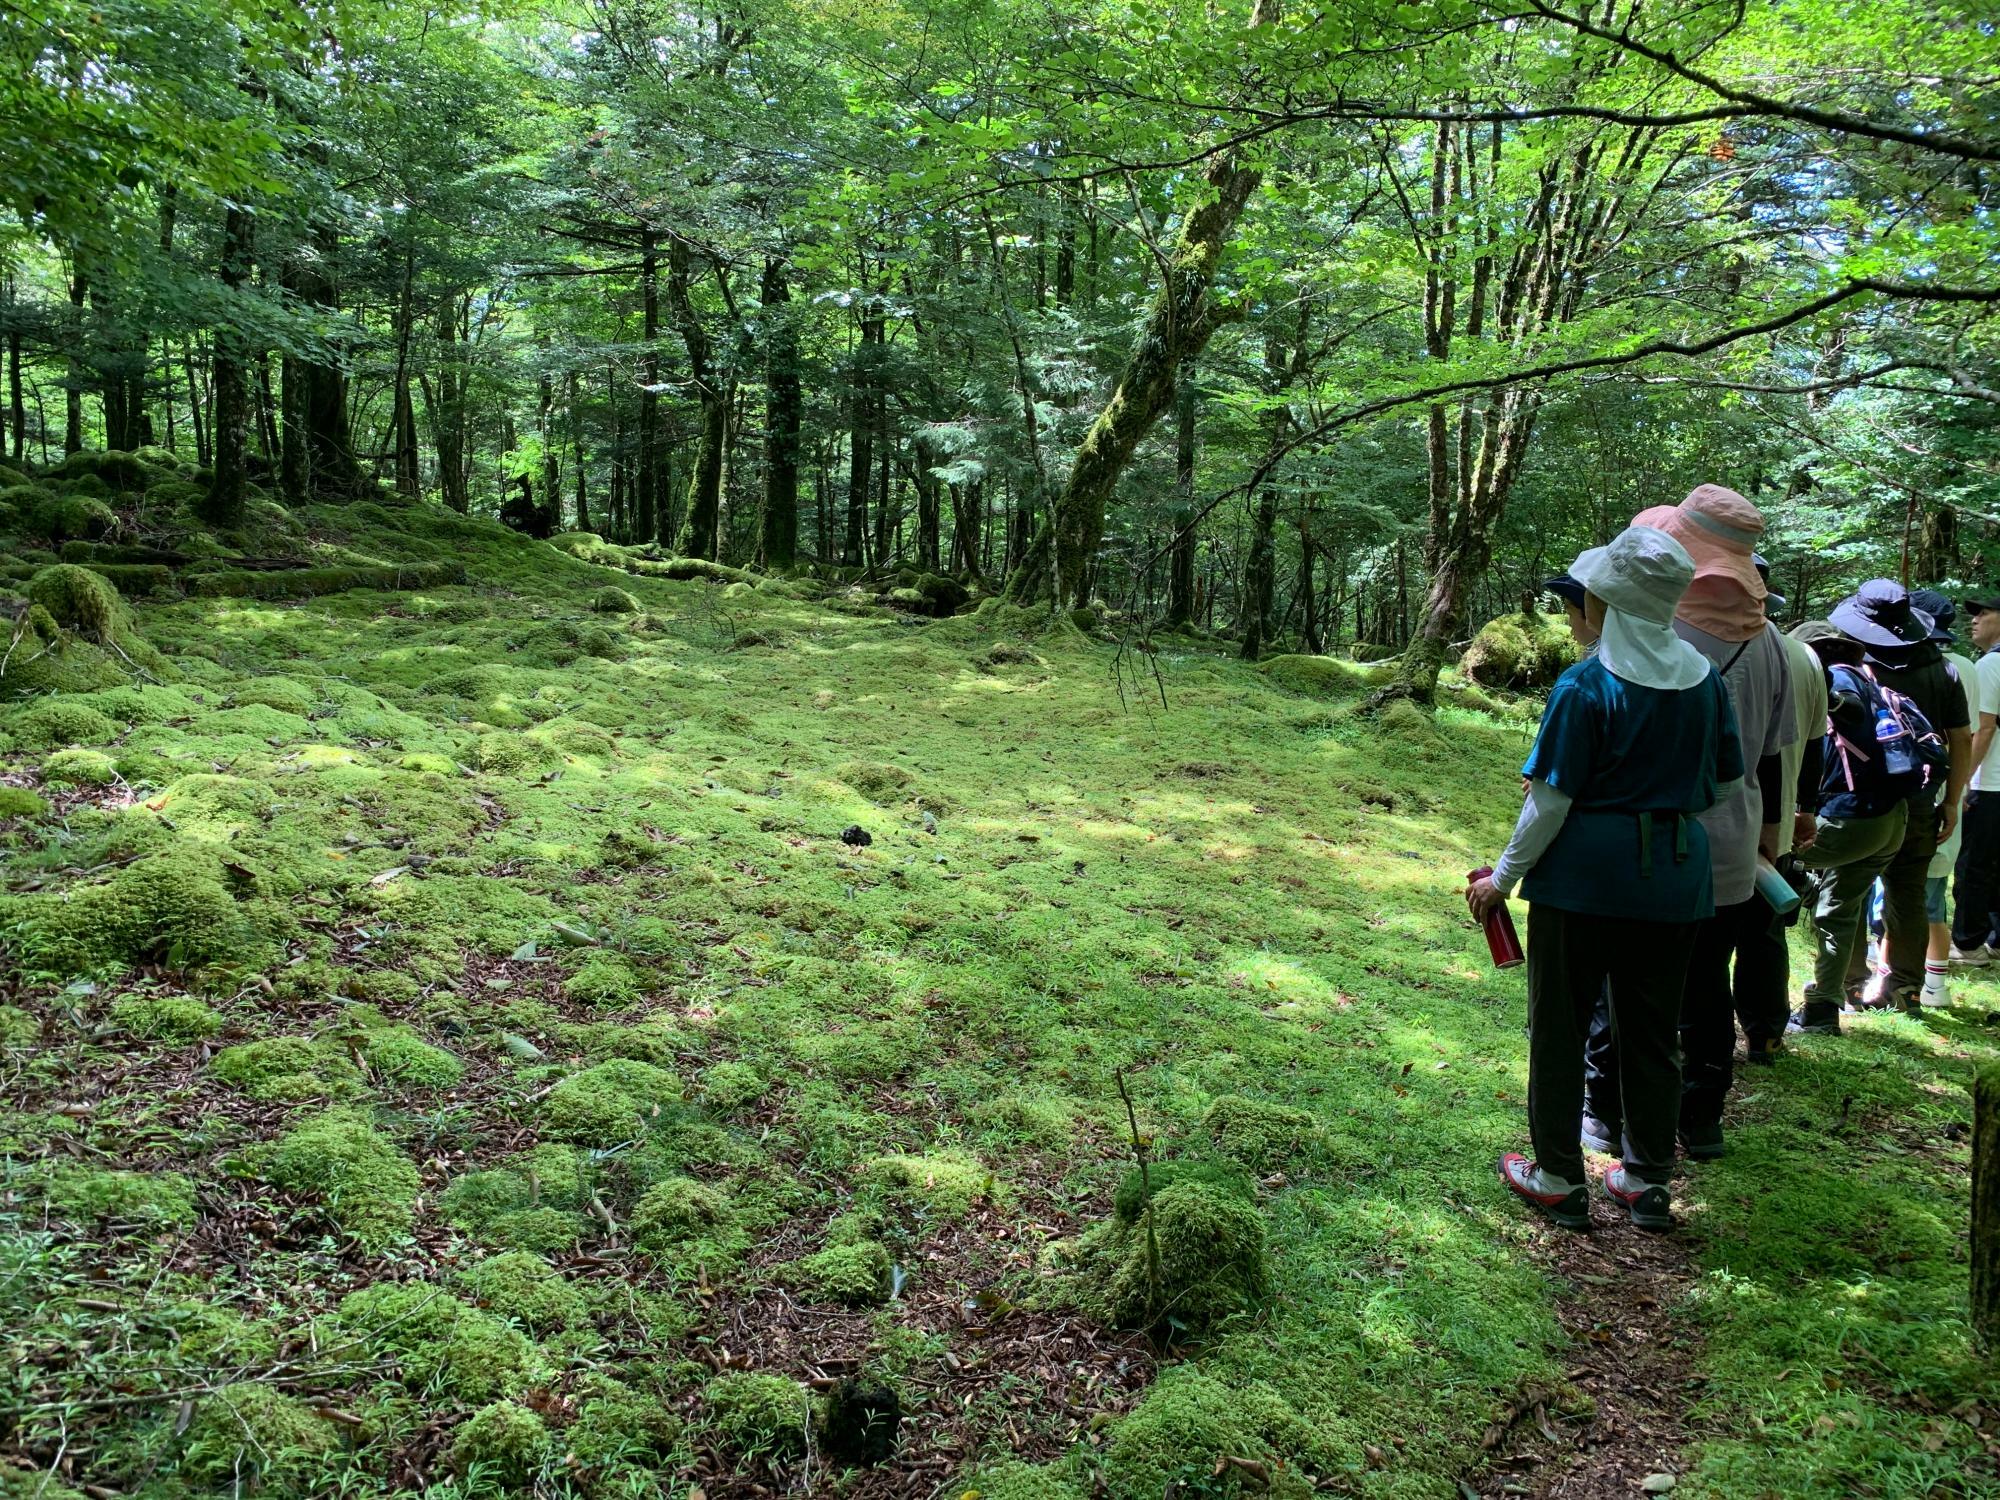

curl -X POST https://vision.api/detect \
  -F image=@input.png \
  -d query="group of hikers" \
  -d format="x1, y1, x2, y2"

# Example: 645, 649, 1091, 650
1464, 484, 2000, 1231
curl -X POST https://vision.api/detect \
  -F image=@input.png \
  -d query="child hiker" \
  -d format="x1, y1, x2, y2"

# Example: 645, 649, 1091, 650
1468, 525, 1744, 1231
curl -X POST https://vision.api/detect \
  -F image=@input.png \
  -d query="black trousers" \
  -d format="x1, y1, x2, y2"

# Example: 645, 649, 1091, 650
1527, 904, 1693, 1184
1680, 894, 1788, 1129
1953, 791, 2000, 952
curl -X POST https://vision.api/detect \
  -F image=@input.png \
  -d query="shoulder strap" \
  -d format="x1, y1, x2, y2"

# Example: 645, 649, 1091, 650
1720, 637, 1752, 677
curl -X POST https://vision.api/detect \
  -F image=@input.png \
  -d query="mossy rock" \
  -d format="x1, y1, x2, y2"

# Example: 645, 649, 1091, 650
451, 1400, 551, 1485
0, 788, 50, 820
110, 994, 223, 1042
54, 449, 151, 492
567, 1375, 683, 1468
791, 1239, 893, 1307
837, 760, 914, 804
1202, 1095, 1328, 1172
1461, 610, 1578, 691
259, 1111, 420, 1249
631, 1176, 733, 1255
40, 746, 118, 786
704, 1371, 811, 1458
459, 1251, 586, 1331
29, 492, 118, 543
541, 1059, 681, 1145
1259, 653, 1373, 700
181, 1384, 339, 1490
1080, 1165, 1269, 1333
1100, 1369, 1320, 1499
337, 1283, 540, 1400
44, 1166, 196, 1227
564, 952, 644, 1010
3, 698, 120, 750
589, 585, 641, 614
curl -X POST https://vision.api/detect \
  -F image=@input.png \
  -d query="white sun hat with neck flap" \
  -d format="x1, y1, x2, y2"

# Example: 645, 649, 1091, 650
1567, 525, 1710, 689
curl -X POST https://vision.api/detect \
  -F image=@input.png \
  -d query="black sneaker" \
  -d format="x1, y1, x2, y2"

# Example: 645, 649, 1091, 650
1787, 1004, 1842, 1036
1678, 1122, 1724, 1161
1604, 1165, 1673, 1231
1743, 1037, 1784, 1066
1581, 1114, 1619, 1155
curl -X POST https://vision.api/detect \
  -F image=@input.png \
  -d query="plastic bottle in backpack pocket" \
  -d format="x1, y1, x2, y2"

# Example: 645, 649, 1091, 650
1875, 698, 1919, 778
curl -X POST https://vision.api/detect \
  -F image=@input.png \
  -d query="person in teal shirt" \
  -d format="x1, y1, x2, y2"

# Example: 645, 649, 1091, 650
1468, 525, 1744, 1230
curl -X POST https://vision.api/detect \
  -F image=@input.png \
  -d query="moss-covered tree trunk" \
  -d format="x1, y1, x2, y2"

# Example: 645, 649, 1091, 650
64, 264, 85, 455
200, 204, 254, 529
1975, 1063, 2000, 1350
760, 257, 800, 570
670, 240, 726, 561
1167, 368, 1198, 627
635, 231, 660, 545
1005, 157, 1259, 607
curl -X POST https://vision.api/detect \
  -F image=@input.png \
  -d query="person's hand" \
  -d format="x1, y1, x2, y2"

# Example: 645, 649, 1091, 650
1466, 873, 1506, 923
1793, 810, 1817, 850
1941, 798, 1961, 843
1758, 826, 1780, 864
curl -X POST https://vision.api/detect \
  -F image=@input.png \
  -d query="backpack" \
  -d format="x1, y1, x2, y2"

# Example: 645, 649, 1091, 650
1825, 662, 1947, 807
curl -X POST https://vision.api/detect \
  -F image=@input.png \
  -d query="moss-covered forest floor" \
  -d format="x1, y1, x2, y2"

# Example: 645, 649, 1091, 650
2, 461, 1999, 1499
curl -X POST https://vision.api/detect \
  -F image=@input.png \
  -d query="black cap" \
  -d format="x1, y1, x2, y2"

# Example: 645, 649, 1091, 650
1830, 579, 1934, 649
1963, 592, 2000, 616
1542, 574, 1586, 610
1910, 588, 1957, 643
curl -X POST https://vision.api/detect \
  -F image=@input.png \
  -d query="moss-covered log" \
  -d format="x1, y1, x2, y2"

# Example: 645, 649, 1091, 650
185, 561, 467, 599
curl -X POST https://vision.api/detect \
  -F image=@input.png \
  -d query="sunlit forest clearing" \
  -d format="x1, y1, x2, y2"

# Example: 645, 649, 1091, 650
2, 0, 1999, 1495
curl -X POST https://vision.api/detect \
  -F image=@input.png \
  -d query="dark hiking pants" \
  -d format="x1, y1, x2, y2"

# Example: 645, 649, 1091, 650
1858, 801, 1941, 996
1679, 894, 1788, 1130
1795, 804, 1907, 1022
1953, 790, 2000, 952
1527, 904, 1693, 1185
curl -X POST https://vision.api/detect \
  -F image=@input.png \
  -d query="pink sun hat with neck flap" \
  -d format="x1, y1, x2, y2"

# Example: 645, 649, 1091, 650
1630, 484, 1768, 642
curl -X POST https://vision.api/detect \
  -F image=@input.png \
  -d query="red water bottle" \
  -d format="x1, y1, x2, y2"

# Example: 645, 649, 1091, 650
1468, 867, 1525, 968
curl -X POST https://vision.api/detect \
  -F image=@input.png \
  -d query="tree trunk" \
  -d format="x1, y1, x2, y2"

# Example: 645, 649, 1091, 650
1240, 480, 1281, 660
65, 265, 86, 454
390, 254, 420, 497
200, 204, 255, 528
843, 305, 881, 567
669, 240, 726, 560
184, 343, 209, 467
298, 226, 360, 500
538, 357, 561, 530
570, 369, 588, 533
1974, 1064, 2000, 1350
1167, 368, 1198, 627
636, 231, 660, 544
7, 326, 22, 464
1299, 517, 1323, 654
1005, 157, 1259, 606
760, 257, 800, 570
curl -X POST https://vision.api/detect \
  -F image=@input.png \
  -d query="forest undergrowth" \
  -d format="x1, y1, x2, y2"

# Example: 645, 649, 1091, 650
1, 453, 1997, 1499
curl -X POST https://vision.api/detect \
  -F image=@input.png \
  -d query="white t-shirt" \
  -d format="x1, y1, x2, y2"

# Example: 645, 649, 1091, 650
1933, 649, 1977, 876
1972, 650, 2000, 793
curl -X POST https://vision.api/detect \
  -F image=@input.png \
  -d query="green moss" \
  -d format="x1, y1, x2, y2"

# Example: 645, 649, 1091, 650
1375, 696, 1437, 741
477, 730, 564, 776
1461, 609, 1577, 691
261, 1111, 420, 1249
0, 788, 50, 819
111, 994, 224, 1042
73, 683, 196, 724
441, 1150, 593, 1250
564, 952, 644, 1010
566, 1376, 683, 1468
1258, 653, 1378, 699
698, 1060, 766, 1110
837, 759, 914, 803
40, 747, 117, 786
864, 1149, 993, 1219
29, 492, 117, 543
704, 1372, 810, 1458
361, 1027, 464, 1087
1202, 1095, 1327, 1172
484, 1207, 584, 1253
1100, 1370, 1318, 1499
213, 1035, 361, 1101
25, 563, 124, 640
7, 843, 267, 975
589, 585, 641, 613
3, 698, 119, 749
145, 773, 272, 836
541, 1059, 681, 1146
961, 1460, 1088, 1500
793, 1239, 892, 1306
460, 1251, 586, 1331
451, 1400, 551, 1485
0, 1006, 38, 1048
1080, 1172, 1270, 1333
631, 1176, 733, 1255
181, 1384, 338, 1489
1108, 1159, 1255, 1223
44, 1166, 196, 1227
55, 449, 151, 492
337, 1283, 540, 1400
232, 676, 318, 715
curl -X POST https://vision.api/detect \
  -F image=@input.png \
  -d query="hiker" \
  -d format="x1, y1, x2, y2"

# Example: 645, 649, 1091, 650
1544, 573, 1599, 651
1470, 525, 1744, 1232
1823, 581, 1969, 1017
1785, 621, 1918, 1033
1766, 564, 1828, 1037
1908, 591, 1976, 1007
1581, 487, 1795, 1163
1951, 591, 2000, 968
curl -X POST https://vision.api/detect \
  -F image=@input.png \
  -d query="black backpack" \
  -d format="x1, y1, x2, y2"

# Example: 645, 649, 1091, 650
1825, 662, 1947, 807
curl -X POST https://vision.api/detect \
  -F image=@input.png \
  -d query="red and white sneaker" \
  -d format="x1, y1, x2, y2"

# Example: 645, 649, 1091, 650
1498, 1153, 1589, 1230
1603, 1165, 1673, 1231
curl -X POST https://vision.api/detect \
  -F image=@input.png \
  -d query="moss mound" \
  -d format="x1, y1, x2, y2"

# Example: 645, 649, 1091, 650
1258, 653, 1381, 699
450, 1400, 550, 1485
863, 1149, 993, 1218
1100, 1369, 1320, 1498
29, 492, 118, 543
44, 1166, 197, 1227
110, 995, 224, 1042
40, 747, 117, 786
1202, 1095, 1327, 1173
564, 952, 644, 1010
459, 1250, 586, 1331
541, 1059, 680, 1145
704, 1371, 810, 1458
4, 698, 119, 749
337, 1283, 540, 1399
567, 1376, 683, 1468
0, 787, 50, 819
792, 1239, 893, 1306
7, 844, 269, 975
837, 760, 914, 804
441, 1148, 593, 1251
631, 1175, 734, 1255
259, 1111, 420, 1249
213, 1035, 361, 1101
25, 564, 125, 641
181, 1384, 338, 1489
1079, 1166, 1270, 1333
360, 1027, 464, 1087
1461, 609, 1577, 691
589, 585, 641, 613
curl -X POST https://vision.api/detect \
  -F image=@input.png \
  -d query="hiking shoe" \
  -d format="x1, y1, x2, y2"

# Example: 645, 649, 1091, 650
1603, 1165, 1673, 1231
1678, 1122, 1725, 1161
1743, 1037, 1784, 1066
1920, 977, 1950, 1009
1787, 1004, 1842, 1036
1951, 944, 1993, 968
1580, 1114, 1619, 1155
1860, 967, 1892, 1007
1498, 1153, 1589, 1230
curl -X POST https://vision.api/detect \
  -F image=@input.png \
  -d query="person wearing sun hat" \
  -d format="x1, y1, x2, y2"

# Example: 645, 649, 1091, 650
1468, 524, 1744, 1232
1815, 580, 1970, 1021
1582, 486, 1796, 1162
1951, 591, 2000, 969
